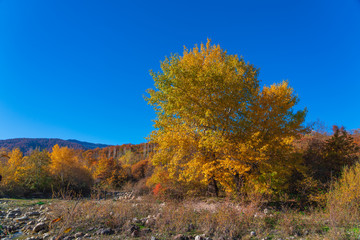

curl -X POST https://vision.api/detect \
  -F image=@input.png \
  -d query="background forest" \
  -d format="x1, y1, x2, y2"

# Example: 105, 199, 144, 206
1, 113, 359, 205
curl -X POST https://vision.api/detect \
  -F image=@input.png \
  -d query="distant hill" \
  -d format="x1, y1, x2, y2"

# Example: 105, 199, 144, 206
66, 139, 109, 150
0, 138, 109, 153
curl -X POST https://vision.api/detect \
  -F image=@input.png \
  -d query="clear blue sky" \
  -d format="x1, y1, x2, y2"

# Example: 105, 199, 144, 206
0, 0, 359, 145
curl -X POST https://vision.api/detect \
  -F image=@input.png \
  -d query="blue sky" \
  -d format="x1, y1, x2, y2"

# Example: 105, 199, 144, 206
0, 0, 359, 145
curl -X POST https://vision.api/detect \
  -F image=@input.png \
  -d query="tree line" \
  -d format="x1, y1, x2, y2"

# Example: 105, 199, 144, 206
0, 124, 358, 204
0, 143, 153, 197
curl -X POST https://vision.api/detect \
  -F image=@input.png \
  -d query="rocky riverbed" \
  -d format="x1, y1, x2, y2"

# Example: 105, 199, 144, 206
0, 199, 55, 240
0, 198, 216, 240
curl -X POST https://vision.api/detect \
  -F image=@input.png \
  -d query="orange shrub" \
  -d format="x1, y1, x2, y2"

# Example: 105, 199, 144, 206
131, 159, 149, 180
153, 183, 165, 196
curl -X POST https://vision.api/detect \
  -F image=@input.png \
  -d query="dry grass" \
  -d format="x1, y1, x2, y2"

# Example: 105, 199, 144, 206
1, 194, 359, 239
48, 197, 157, 237
40, 194, 360, 239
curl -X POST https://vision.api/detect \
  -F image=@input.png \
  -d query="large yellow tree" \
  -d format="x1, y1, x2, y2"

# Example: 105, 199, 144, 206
146, 40, 307, 196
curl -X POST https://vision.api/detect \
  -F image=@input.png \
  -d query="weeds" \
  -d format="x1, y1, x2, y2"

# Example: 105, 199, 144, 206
1, 194, 358, 239
44, 196, 347, 239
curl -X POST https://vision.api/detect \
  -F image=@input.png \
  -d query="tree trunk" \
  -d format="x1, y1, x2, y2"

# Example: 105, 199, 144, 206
234, 173, 244, 194
208, 177, 219, 197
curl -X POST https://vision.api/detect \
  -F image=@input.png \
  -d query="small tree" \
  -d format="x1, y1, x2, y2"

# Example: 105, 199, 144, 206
20, 150, 52, 192
324, 126, 359, 175
94, 156, 128, 189
131, 159, 149, 180
305, 126, 359, 184
49, 145, 93, 193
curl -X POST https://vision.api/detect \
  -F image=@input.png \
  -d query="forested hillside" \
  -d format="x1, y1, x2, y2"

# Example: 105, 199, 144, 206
0, 138, 109, 153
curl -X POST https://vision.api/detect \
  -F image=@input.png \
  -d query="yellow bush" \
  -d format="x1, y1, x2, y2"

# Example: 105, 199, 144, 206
327, 161, 360, 225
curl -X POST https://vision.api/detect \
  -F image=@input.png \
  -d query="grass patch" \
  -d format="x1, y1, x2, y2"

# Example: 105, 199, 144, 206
1, 196, 360, 239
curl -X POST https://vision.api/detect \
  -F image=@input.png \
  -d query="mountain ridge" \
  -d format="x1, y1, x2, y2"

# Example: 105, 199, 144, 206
0, 138, 110, 153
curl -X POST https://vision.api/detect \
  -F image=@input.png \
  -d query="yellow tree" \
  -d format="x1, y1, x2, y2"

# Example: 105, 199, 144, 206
146, 40, 307, 196
0, 148, 9, 182
21, 150, 51, 192
49, 145, 76, 184
49, 145, 93, 191
2, 148, 25, 186
93, 156, 128, 189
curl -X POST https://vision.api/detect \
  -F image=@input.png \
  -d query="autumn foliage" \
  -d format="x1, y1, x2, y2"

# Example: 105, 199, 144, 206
94, 156, 128, 189
49, 145, 93, 193
146, 40, 307, 197
0, 143, 153, 196
0, 129, 358, 202
131, 159, 150, 180
0, 41, 359, 205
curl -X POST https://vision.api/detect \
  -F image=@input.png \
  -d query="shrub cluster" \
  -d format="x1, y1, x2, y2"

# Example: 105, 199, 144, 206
0, 143, 152, 197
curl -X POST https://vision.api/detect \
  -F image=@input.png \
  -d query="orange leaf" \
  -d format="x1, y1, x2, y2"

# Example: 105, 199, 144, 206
51, 217, 62, 224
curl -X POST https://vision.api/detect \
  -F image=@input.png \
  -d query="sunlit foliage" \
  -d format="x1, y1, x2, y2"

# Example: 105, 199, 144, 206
1, 149, 25, 190
20, 150, 51, 192
146, 40, 307, 196
49, 145, 93, 192
94, 156, 128, 189
328, 161, 360, 225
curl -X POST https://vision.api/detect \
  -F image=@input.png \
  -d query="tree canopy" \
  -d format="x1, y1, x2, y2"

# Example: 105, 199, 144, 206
146, 40, 307, 195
